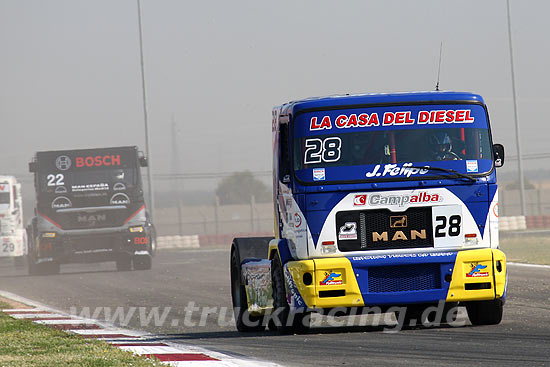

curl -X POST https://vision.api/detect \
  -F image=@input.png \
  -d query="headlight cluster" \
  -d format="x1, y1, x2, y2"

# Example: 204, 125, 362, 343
129, 226, 144, 233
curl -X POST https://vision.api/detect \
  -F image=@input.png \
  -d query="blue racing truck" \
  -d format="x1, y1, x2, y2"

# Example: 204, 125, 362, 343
231, 91, 507, 332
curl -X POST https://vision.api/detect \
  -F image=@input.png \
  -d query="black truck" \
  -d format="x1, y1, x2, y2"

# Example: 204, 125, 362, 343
27, 146, 155, 275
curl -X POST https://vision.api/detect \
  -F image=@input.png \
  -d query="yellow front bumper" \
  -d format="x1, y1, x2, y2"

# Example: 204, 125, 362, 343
284, 248, 507, 309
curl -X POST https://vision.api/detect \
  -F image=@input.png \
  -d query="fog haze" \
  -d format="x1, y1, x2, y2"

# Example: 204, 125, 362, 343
1, 0, 549, 190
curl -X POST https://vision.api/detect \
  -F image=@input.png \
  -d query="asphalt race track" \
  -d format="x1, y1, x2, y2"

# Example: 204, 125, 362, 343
1, 248, 549, 366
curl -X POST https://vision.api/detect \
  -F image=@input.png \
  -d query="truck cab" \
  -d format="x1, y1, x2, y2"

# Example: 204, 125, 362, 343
27, 146, 155, 274
0, 176, 27, 265
231, 91, 507, 332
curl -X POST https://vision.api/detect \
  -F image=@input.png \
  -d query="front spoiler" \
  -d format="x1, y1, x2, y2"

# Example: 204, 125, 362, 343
35, 229, 151, 264
242, 248, 507, 312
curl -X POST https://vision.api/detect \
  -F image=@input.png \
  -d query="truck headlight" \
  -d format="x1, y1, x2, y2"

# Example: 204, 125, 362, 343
320, 241, 337, 254
129, 226, 144, 233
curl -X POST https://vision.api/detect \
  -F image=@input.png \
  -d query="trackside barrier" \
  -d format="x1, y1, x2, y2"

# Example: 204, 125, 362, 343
156, 235, 200, 249
156, 233, 274, 249
198, 232, 273, 247
499, 216, 526, 231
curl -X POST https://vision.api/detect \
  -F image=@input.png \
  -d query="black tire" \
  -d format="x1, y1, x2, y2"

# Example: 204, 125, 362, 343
27, 235, 38, 276
116, 254, 132, 271
271, 253, 309, 334
441, 302, 460, 324
466, 299, 503, 325
28, 256, 38, 276
133, 255, 152, 270
150, 236, 157, 257
230, 247, 264, 332
397, 303, 458, 327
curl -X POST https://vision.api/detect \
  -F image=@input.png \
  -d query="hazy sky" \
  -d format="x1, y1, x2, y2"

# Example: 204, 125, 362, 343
1, 0, 549, 188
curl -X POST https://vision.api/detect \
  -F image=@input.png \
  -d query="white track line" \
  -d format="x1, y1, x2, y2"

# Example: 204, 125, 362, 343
0, 290, 280, 366
508, 262, 550, 269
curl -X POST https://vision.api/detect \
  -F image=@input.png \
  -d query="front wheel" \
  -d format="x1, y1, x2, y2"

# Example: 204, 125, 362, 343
466, 299, 503, 325
133, 254, 152, 270
116, 254, 132, 271
230, 247, 264, 332
271, 253, 310, 334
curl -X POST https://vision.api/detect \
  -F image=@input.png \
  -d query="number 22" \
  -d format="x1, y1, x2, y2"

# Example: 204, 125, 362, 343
47, 174, 64, 186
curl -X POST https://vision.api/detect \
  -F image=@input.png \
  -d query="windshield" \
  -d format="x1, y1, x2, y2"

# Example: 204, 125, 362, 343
0, 192, 10, 205
296, 128, 491, 168
293, 103, 493, 183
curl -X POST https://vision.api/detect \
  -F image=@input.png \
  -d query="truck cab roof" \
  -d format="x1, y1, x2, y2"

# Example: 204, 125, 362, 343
278, 91, 485, 115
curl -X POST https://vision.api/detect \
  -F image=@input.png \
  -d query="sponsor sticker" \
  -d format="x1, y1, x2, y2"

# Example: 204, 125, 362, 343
320, 271, 343, 286
466, 263, 489, 278
72, 183, 109, 192
466, 160, 479, 173
313, 168, 326, 181
55, 155, 72, 171
338, 222, 358, 240
353, 194, 367, 206
294, 213, 302, 228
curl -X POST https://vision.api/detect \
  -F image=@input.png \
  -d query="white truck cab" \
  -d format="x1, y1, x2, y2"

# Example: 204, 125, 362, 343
0, 176, 27, 263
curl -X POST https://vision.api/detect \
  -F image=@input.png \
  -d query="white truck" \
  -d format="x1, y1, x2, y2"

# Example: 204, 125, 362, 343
0, 176, 27, 266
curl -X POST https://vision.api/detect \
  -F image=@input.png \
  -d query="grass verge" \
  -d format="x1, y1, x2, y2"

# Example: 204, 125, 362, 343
500, 236, 550, 265
0, 301, 164, 367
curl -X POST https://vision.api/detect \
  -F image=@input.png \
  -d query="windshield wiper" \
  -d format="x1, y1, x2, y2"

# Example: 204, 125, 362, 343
408, 166, 477, 183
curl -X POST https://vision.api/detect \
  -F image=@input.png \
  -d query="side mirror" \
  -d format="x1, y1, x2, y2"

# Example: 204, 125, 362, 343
139, 156, 148, 167
493, 144, 505, 167
28, 161, 37, 172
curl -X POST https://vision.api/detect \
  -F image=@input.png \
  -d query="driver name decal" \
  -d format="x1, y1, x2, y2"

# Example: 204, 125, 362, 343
366, 163, 429, 178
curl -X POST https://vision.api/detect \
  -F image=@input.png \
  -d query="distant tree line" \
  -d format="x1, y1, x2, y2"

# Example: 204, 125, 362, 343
215, 171, 271, 205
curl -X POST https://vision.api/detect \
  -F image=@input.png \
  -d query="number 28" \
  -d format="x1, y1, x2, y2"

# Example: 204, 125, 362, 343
304, 137, 342, 164
435, 215, 461, 237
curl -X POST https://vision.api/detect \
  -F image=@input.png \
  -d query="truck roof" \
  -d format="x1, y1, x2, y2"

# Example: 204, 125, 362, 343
34, 146, 138, 156
0, 176, 17, 183
277, 91, 485, 115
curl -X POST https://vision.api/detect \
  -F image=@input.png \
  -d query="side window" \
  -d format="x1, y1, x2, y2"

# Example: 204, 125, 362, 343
279, 122, 290, 183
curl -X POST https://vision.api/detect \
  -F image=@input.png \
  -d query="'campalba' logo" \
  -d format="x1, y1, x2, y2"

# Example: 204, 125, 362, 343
353, 194, 367, 206
320, 271, 343, 286
466, 263, 489, 277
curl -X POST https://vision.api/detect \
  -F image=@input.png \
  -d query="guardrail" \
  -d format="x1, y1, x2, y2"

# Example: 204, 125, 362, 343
156, 235, 200, 249
500, 215, 550, 231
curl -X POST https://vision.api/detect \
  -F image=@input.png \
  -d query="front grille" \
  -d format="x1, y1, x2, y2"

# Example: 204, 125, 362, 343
336, 207, 434, 252
368, 264, 441, 293
64, 235, 119, 252
56, 209, 128, 230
